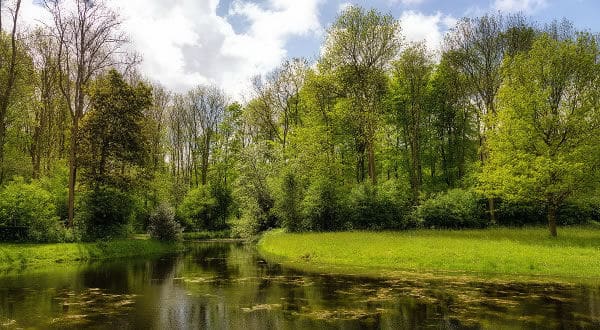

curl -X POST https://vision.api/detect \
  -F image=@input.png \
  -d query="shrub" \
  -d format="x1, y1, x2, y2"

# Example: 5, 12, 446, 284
273, 172, 305, 232
495, 198, 598, 226
77, 186, 134, 240
178, 184, 233, 231
495, 199, 547, 226
0, 178, 65, 242
348, 181, 414, 230
415, 188, 486, 229
302, 179, 347, 231
148, 203, 181, 241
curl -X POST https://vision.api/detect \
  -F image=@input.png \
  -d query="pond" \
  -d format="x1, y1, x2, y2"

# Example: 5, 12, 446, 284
0, 242, 599, 329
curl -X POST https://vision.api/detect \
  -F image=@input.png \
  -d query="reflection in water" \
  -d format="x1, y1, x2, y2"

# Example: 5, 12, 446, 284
0, 242, 599, 329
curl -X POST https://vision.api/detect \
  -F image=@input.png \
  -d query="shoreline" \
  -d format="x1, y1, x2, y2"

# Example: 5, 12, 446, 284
0, 239, 185, 273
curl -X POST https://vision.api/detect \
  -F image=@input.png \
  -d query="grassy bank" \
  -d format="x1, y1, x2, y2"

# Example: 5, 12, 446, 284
0, 239, 183, 271
258, 227, 600, 280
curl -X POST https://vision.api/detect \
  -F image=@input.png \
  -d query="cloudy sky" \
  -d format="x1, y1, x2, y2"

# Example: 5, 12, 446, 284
19, 0, 600, 98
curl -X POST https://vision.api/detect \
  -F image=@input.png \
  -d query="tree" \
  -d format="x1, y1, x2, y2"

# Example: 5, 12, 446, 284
79, 69, 152, 189
427, 54, 476, 189
389, 43, 434, 203
0, 0, 22, 183
28, 28, 67, 178
321, 6, 401, 184
44, 0, 129, 226
187, 85, 227, 186
480, 33, 600, 236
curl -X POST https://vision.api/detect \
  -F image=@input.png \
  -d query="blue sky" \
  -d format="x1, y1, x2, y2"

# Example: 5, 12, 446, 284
279, 0, 600, 60
19, 0, 600, 97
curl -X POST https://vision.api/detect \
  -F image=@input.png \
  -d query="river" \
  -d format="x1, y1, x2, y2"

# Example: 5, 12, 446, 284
0, 242, 599, 329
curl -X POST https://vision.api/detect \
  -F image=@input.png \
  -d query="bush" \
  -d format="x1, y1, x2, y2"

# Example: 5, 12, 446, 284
0, 178, 65, 242
302, 179, 347, 231
177, 184, 233, 231
495, 196, 599, 227
273, 172, 305, 232
77, 186, 134, 240
415, 189, 486, 229
348, 181, 414, 230
148, 203, 181, 241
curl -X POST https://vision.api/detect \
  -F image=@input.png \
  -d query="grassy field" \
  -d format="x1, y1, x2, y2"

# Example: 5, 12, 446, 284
258, 227, 600, 280
0, 239, 184, 272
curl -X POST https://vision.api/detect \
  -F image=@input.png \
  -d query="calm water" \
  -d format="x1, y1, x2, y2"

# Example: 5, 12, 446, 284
0, 242, 599, 329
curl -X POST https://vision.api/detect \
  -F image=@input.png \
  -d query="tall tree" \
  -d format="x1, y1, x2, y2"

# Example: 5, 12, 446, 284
444, 13, 506, 223
321, 6, 401, 184
389, 43, 434, 202
0, 0, 21, 183
188, 85, 227, 186
480, 33, 600, 236
28, 28, 67, 178
427, 53, 476, 188
79, 69, 152, 189
44, 0, 129, 226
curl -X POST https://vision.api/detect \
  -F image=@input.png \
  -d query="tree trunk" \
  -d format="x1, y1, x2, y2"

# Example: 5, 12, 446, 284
67, 117, 79, 227
367, 139, 376, 185
0, 122, 5, 184
488, 198, 496, 225
547, 203, 558, 237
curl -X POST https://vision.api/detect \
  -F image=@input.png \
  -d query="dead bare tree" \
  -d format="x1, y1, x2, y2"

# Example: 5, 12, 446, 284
43, 0, 129, 226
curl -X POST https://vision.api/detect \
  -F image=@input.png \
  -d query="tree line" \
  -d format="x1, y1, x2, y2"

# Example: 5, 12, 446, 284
0, 1, 598, 242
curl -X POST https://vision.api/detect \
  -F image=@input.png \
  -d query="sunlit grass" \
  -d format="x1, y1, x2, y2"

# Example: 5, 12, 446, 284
0, 239, 182, 271
258, 227, 600, 280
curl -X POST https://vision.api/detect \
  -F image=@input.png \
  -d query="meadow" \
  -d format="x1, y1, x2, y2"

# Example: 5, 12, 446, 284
258, 227, 600, 280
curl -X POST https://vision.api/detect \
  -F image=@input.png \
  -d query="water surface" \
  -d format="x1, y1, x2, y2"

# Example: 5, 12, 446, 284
1, 242, 599, 329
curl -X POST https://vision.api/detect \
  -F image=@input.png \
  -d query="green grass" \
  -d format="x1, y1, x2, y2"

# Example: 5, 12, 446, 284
0, 239, 184, 272
258, 227, 600, 281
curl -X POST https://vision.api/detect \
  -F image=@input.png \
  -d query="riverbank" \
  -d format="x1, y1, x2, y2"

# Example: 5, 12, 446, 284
258, 227, 600, 280
0, 239, 184, 272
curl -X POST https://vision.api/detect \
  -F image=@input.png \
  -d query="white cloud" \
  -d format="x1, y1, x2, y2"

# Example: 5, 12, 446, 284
338, 2, 352, 13
493, 0, 548, 13
399, 11, 456, 54
395, 0, 426, 5
17, 0, 324, 99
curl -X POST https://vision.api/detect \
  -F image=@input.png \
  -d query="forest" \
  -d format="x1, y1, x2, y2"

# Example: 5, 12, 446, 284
0, 0, 599, 244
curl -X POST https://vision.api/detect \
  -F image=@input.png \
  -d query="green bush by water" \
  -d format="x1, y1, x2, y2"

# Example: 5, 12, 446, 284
177, 184, 233, 231
148, 203, 182, 241
76, 186, 135, 240
0, 178, 67, 242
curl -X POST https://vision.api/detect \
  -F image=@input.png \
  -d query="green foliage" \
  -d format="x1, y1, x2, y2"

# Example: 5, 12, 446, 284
414, 189, 486, 229
348, 181, 415, 230
0, 178, 65, 242
76, 186, 134, 240
480, 32, 600, 235
148, 203, 181, 241
273, 172, 305, 232
232, 144, 278, 235
79, 69, 153, 189
301, 179, 347, 231
178, 184, 232, 231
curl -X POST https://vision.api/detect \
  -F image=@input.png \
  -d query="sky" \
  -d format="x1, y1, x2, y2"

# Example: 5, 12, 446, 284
16, 0, 600, 98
